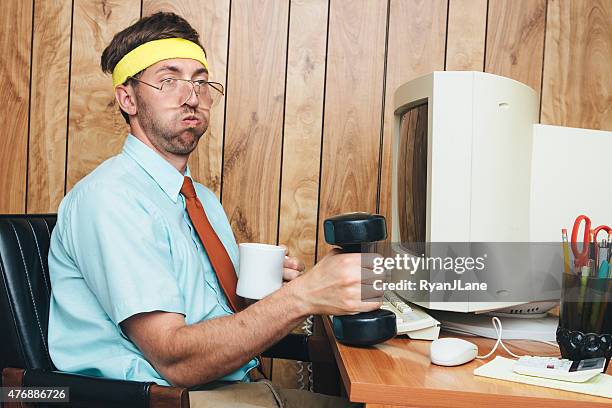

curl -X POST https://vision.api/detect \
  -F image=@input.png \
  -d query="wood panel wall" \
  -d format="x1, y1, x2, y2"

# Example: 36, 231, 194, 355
0, 1, 32, 213
28, 0, 71, 214
541, 0, 612, 130
316, 0, 388, 258
379, 0, 447, 232
1, 0, 610, 386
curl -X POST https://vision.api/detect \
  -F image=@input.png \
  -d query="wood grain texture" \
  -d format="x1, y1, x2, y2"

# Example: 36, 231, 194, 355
485, 0, 547, 100
397, 105, 428, 244
323, 317, 612, 407
27, 0, 72, 214
279, 0, 328, 269
445, 0, 487, 71
378, 0, 447, 241
1, 368, 26, 408
316, 0, 388, 259
541, 0, 612, 131
0, 0, 33, 213
222, 0, 289, 244
143, 0, 230, 197
148, 384, 189, 408
275, 0, 329, 387
65, 0, 137, 191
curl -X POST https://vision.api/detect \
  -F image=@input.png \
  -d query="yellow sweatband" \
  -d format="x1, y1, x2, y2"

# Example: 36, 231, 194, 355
112, 38, 209, 88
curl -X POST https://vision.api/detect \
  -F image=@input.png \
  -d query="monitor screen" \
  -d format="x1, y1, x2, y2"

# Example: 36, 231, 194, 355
397, 102, 428, 245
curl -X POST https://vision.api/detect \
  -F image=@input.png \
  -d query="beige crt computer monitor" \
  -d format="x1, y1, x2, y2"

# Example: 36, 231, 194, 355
390, 71, 559, 314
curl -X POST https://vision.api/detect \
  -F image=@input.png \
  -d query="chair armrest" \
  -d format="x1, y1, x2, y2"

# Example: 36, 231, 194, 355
2, 367, 189, 408
261, 333, 334, 363
262, 333, 309, 360
1, 368, 26, 408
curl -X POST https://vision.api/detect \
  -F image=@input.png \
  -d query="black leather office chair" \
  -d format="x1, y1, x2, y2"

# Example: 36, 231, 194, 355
0, 214, 330, 407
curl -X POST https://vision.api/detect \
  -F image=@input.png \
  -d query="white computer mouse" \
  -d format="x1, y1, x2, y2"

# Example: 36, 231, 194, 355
430, 338, 478, 366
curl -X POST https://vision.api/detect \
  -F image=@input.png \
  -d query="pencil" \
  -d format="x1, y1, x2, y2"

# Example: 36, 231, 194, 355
579, 265, 589, 330
562, 228, 571, 274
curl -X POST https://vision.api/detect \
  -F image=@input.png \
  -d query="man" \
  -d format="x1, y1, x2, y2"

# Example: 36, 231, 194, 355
48, 11, 379, 407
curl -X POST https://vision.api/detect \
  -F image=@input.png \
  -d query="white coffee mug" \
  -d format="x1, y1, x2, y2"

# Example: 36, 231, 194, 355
236, 243, 286, 299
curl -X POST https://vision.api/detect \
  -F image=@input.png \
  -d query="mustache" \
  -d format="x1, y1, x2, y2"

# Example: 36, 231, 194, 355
179, 108, 199, 116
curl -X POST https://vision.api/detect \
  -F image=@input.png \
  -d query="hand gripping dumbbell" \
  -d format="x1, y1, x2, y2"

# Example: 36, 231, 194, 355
324, 212, 397, 346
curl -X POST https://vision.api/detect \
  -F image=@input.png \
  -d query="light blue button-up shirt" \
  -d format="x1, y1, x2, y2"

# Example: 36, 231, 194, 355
48, 134, 258, 386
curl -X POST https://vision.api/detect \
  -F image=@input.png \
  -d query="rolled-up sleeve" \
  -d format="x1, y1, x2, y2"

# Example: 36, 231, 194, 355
62, 183, 185, 325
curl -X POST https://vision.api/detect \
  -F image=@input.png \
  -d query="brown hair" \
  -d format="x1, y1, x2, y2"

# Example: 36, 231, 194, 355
101, 12, 206, 123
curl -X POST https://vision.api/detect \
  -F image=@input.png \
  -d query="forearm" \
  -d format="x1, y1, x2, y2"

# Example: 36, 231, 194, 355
129, 250, 375, 386
161, 280, 309, 387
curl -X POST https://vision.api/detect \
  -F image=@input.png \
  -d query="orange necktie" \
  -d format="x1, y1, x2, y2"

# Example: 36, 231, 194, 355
180, 176, 242, 312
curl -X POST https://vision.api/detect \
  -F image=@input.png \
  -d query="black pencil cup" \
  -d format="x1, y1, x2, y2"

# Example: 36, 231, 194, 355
556, 273, 612, 369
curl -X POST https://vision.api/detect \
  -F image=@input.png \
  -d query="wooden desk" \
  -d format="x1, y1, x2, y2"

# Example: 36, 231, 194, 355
322, 317, 611, 408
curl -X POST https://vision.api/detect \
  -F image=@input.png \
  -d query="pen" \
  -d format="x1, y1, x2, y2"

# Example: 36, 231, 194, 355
590, 275, 607, 331
589, 231, 596, 276
562, 228, 571, 274
578, 265, 589, 326
608, 232, 612, 265
598, 241, 609, 278
609, 238, 612, 277
593, 267, 612, 333
599, 260, 609, 278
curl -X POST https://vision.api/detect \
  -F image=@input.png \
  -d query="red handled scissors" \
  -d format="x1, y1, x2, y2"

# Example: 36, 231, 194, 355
570, 214, 612, 267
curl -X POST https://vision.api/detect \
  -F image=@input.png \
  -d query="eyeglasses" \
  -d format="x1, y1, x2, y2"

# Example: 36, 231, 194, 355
127, 76, 225, 105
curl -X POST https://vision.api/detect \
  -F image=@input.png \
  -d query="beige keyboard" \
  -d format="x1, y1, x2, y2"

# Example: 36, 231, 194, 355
382, 292, 441, 340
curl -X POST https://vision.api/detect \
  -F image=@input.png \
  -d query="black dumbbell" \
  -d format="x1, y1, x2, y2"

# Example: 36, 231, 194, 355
324, 212, 396, 346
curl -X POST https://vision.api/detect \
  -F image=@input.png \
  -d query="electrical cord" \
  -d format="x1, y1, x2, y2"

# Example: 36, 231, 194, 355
476, 317, 522, 359
475, 317, 560, 360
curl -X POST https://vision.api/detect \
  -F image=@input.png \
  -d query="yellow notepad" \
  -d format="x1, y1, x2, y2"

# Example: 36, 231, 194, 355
473, 356, 612, 399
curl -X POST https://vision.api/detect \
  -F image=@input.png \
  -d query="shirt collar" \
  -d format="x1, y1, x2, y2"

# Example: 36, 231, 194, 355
122, 134, 192, 203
